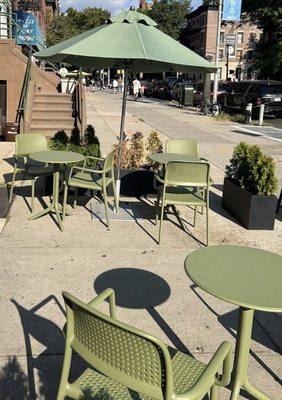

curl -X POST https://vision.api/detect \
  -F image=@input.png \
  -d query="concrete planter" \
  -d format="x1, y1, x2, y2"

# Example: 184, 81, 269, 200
222, 177, 277, 230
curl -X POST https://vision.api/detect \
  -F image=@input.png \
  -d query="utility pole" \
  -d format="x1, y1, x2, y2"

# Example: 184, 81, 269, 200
212, 0, 223, 102
226, 43, 230, 80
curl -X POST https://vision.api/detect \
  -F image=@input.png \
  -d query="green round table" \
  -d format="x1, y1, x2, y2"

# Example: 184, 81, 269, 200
184, 245, 282, 400
150, 152, 200, 164
29, 151, 85, 231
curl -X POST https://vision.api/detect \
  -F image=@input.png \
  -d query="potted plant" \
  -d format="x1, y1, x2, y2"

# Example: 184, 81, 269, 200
222, 142, 278, 229
113, 130, 163, 197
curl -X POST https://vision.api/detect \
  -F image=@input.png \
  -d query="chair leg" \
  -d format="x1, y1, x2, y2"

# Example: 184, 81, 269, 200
8, 167, 17, 203
193, 206, 197, 227
73, 187, 78, 208
210, 384, 219, 400
62, 183, 68, 221
112, 177, 119, 213
156, 188, 161, 225
206, 205, 209, 246
158, 201, 165, 244
103, 186, 110, 229
31, 178, 35, 213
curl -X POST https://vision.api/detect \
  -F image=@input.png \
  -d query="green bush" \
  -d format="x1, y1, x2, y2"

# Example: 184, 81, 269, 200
225, 142, 278, 196
52, 130, 69, 145
69, 126, 81, 146
83, 144, 101, 168
84, 124, 100, 147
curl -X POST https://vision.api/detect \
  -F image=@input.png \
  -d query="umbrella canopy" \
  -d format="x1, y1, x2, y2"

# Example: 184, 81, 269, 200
35, 10, 216, 73
35, 9, 216, 204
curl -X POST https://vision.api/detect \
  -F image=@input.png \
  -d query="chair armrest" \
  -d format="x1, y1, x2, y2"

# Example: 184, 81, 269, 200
88, 288, 116, 319
177, 341, 232, 400
85, 156, 105, 161
69, 165, 102, 177
154, 173, 165, 185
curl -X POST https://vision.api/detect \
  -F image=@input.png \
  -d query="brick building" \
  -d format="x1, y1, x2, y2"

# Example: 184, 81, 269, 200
139, 0, 157, 10
181, 3, 262, 81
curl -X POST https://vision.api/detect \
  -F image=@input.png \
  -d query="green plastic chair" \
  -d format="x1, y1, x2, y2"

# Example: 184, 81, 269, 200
57, 289, 232, 400
8, 134, 53, 212
156, 161, 210, 245
165, 138, 199, 157
63, 148, 118, 228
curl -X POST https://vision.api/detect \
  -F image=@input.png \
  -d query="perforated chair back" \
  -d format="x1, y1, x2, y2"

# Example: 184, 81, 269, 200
63, 292, 173, 399
104, 148, 117, 173
166, 138, 199, 157
15, 134, 48, 156
165, 161, 210, 187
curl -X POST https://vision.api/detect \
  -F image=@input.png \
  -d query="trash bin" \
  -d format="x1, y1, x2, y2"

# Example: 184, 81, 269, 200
3, 122, 19, 142
179, 84, 194, 107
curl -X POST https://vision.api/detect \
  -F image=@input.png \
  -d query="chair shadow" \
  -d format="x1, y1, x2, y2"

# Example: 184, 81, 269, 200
11, 295, 88, 400
190, 284, 282, 387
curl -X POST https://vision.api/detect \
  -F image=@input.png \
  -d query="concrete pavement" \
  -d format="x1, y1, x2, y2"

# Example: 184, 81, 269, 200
0, 91, 281, 399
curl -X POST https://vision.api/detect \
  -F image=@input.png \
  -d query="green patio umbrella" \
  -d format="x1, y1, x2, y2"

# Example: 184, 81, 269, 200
35, 8, 216, 202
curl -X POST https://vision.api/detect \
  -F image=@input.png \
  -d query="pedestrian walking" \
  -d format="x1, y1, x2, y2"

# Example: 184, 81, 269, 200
132, 77, 141, 101
118, 76, 123, 92
97, 77, 106, 90
113, 78, 118, 94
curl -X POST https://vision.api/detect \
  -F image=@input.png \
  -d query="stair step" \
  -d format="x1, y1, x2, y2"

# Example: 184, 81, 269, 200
35, 92, 71, 98
33, 100, 72, 107
32, 110, 73, 118
30, 125, 74, 135
31, 117, 74, 125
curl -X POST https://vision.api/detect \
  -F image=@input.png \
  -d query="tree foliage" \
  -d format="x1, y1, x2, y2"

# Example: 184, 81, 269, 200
225, 142, 278, 196
142, 0, 191, 40
241, 0, 282, 79
47, 7, 110, 46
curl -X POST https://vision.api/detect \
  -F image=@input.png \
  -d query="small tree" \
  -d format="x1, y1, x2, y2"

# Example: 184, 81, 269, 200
225, 142, 278, 196
113, 138, 131, 169
146, 130, 163, 168
129, 132, 145, 169
69, 126, 81, 146
84, 124, 99, 146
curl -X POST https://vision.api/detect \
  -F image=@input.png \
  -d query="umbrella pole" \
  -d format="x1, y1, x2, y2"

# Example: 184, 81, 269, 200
116, 68, 129, 210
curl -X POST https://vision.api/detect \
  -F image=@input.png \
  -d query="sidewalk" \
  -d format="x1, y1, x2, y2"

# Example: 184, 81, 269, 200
0, 93, 281, 399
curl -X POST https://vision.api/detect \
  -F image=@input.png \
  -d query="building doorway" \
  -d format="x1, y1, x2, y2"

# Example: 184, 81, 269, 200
0, 80, 7, 134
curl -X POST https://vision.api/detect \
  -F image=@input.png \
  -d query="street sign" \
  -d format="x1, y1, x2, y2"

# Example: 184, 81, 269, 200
225, 34, 236, 58
222, 0, 242, 21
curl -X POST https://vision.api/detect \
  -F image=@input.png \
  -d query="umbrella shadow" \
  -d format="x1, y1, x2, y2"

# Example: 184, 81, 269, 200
94, 268, 191, 354
190, 284, 282, 386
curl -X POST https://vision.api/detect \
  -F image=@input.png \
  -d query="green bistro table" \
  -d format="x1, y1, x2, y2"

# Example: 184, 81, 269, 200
184, 245, 282, 400
28, 151, 85, 231
150, 152, 200, 164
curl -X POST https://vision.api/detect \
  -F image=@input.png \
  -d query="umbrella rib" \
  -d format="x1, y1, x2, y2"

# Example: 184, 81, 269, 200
135, 23, 148, 59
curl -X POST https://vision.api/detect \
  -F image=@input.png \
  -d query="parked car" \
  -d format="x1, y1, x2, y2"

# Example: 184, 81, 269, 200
222, 80, 282, 117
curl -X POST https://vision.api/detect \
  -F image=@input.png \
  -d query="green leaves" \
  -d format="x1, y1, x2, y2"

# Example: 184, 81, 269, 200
142, 0, 191, 40
225, 142, 278, 196
47, 7, 110, 46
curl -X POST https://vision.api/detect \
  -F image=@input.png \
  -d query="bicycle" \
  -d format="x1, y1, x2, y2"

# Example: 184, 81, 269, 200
196, 99, 221, 116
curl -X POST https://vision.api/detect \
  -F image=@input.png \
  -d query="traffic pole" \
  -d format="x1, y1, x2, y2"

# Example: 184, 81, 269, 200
212, 0, 223, 102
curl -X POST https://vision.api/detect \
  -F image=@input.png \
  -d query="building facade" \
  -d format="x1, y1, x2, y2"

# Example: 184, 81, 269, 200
181, 4, 261, 81
139, 0, 157, 10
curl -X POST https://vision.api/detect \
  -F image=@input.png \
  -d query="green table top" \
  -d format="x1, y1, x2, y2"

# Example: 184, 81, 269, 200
185, 245, 282, 312
149, 153, 200, 164
30, 151, 85, 164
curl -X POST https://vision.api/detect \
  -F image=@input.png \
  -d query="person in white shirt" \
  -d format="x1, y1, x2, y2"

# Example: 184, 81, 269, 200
132, 77, 141, 101
112, 78, 118, 94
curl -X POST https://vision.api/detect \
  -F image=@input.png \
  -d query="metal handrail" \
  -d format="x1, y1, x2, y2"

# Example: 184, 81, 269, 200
16, 46, 32, 124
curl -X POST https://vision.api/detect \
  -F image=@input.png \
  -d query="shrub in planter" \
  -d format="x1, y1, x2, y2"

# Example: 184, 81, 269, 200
146, 130, 163, 170
222, 142, 278, 229
129, 131, 145, 169
84, 124, 100, 147
69, 126, 81, 146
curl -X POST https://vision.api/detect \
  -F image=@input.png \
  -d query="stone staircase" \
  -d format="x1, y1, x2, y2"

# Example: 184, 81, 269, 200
30, 92, 75, 137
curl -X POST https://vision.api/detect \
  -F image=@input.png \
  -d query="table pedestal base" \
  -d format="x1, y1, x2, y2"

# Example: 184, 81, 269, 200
230, 307, 272, 400
28, 169, 70, 231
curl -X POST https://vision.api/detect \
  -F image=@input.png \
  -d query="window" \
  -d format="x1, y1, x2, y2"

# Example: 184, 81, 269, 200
219, 49, 223, 59
217, 68, 222, 80
250, 32, 256, 42
237, 32, 244, 44
236, 50, 243, 61
220, 32, 224, 43
199, 31, 205, 45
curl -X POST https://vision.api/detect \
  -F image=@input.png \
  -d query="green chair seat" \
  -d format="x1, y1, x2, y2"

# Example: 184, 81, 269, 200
57, 290, 232, 400
163, 187, 205, 206
73, 349, 206, 399
69, 172, 112, 190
